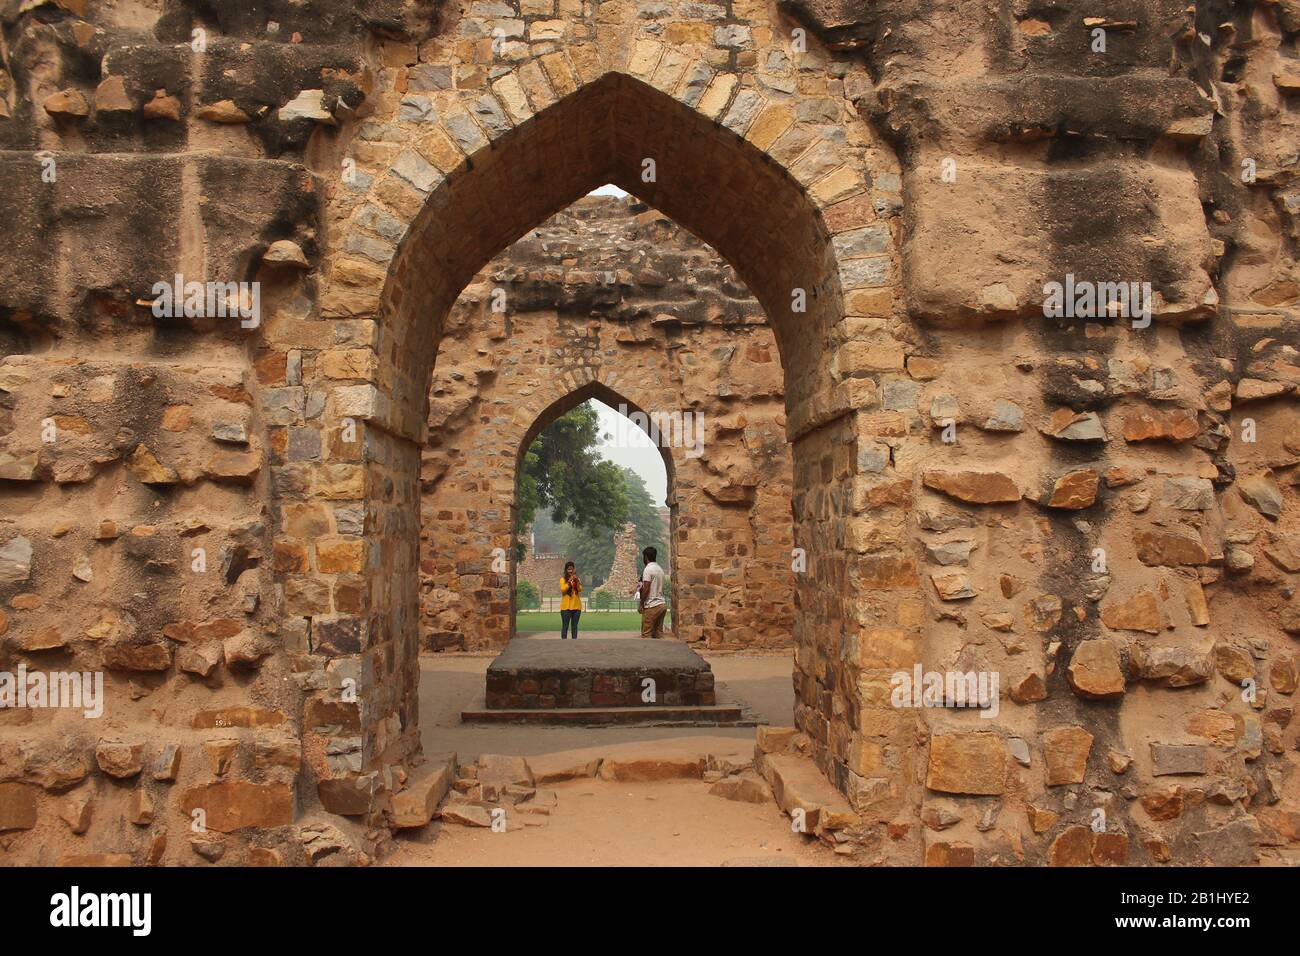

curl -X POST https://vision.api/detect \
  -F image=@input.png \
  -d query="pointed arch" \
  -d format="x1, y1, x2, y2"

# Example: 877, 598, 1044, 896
371, 70, 847, 443
514, 378, 676, 494
297, 56, 915, 840
510, 379, 678, 637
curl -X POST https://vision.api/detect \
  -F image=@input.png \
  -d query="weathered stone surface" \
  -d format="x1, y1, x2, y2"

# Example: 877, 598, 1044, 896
59, 790, 93, 834
925, 841, 976, 866
440, 799, 494, 827
0, 0, 1293, 871
127, 444, 178, 484
926, 733, 1005, 795
180, 782, 294, 832
922, 469, 1020, 504
477, 753, 536, 790
598, 756, 704, 782
392, 754, 457, 828
0, 783, 38, 831
1134, 528, 1209, 566
317, 777, 371, 816
1046, 469, 1099, 509
1162, 477, 1215, 511
178, 642, 225, 678
709, 771, 770, 804
1047, 825, 1092, 866
105, 641, 172, 671
224, 631, 275, 667
930, 569, 975, 600
1122, 408, 1199, 443
1130, 645, 1214, 687
95, 740, 145, 778
1238, 473, 1283, 519
0, 536, 33, 584
1141, 786, 1185, 821
1100, 590, 1161, 634
44, 88, 89, 118
1042, 409, 1106, 442
1213, 643, 1255, 684
1009, 672, 1048, 704
925, 536, 976, 566
196, 99, 251, 123
757, 751, 859, 834
755, 726, 798, 754
1265, 534, 1300, 572
1066, 640, 1126, 699
1150, 743, 1208, 776
1043, 727, 1093, 785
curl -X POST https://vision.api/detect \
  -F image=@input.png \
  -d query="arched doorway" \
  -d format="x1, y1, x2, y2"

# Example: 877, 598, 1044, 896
510, 386, 679, 642
292, 67, 916, 842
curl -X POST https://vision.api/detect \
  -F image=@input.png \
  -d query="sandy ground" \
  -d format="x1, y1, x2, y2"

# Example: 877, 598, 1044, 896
386, 777, 852, 867
384, 633, 849, 866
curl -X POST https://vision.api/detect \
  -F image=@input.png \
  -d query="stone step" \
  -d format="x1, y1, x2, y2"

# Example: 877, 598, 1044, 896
461, 697, 750, 726
391, 751, 457, 829
755, 750, 860, 838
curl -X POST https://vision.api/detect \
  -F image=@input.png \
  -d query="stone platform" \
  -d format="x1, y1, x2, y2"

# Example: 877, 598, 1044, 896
460, 699, 749, 725
482, 638, 716, 709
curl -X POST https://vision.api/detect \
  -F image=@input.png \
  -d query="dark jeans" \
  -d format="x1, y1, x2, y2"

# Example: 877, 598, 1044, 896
560, 608, 581, 639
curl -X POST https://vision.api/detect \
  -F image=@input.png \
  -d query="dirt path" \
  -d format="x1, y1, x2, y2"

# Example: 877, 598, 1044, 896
385, 776, 852, 867
380, 647, 853, 866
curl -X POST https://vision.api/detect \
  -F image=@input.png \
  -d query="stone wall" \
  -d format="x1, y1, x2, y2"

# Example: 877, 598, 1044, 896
418, 196, 796, 650
516, 547, 567, 599
0, 0, 1296, 867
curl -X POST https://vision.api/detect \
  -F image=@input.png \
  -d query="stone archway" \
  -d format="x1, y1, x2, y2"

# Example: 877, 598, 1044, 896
417, 194, 798, 653
288, 56, 919, 851
506, 380, 680, 639
2, 0, 1294, 870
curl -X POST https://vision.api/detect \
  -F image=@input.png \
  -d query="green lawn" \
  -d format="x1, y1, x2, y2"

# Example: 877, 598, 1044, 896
515, 610, 653, 632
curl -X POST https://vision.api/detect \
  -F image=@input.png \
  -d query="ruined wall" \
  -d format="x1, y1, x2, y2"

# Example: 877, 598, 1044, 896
419, 196, 795, 650
0, 0, 411, 865
0, 0, 1295, 868
590, 523, 640, 598
515, 545, 567, 599
783, 0, 1300, 863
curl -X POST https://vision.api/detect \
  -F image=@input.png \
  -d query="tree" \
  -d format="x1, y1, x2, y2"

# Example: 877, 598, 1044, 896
515, 579, 540, 610
516, 403, 628, 542
561, 467, 666, 589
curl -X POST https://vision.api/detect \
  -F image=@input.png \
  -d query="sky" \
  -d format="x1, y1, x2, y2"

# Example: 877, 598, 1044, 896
589, 398, 668, 508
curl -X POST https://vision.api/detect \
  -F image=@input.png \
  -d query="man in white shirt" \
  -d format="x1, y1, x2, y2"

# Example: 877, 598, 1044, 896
635, 546, 667, 640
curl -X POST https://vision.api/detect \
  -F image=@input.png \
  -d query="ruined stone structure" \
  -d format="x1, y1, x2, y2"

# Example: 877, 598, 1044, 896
590, 522, 641, 600
420, 195, 793, 650
0, 0, 1298, 867
514, 539, 567, 602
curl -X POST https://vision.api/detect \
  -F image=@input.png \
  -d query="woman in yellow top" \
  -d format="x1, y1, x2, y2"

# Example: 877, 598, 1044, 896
559, 561, 583, 639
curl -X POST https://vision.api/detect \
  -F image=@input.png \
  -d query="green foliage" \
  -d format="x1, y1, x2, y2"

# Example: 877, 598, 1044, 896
591, 590, 614, 609
560, 467, 666, 588
515, 579, 540, 610
516, 403, 628, 541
